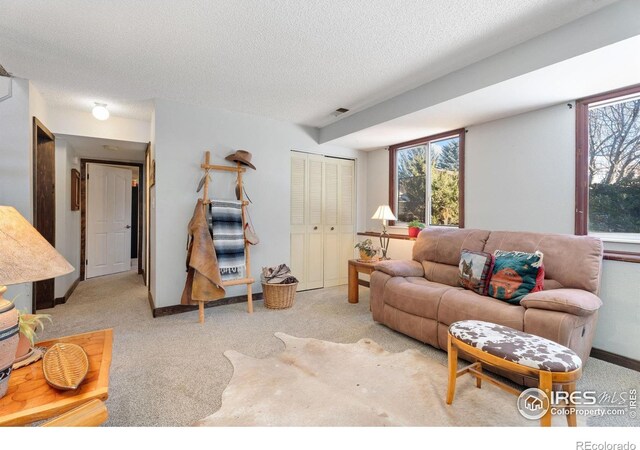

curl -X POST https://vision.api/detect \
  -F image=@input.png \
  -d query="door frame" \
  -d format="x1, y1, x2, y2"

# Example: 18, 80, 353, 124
32, 117, 56, 312
80, 158, 144, 280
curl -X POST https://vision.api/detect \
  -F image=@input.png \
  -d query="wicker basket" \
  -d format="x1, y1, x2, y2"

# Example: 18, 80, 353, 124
262, 282, 298, 309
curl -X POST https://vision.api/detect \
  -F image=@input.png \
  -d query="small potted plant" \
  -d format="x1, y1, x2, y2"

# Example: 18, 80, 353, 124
407, 220, 426, 238
14, 310, 51, 361
354, 239, 378, 261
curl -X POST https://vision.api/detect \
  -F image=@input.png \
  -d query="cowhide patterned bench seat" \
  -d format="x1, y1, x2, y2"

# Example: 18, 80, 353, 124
445, 320, 583, 427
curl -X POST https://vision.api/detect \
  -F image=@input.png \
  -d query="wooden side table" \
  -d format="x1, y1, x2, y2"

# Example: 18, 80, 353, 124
0, 328, 113, 426
348, 259, 379, 303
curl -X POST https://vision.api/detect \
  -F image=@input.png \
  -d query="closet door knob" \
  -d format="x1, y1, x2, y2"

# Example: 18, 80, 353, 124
314, 226, 318, 230
331, 227, 335, 231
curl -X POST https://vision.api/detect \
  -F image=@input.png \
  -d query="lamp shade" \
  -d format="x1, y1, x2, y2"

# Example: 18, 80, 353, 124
0, 206, 74, 286
371, 205, 397, 221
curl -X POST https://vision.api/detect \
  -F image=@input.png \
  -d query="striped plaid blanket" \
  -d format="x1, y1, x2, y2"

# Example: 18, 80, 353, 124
208, 200, 245, 281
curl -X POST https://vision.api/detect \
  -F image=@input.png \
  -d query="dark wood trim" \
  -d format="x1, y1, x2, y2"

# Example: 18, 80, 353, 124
358, 231, 416, 241
32, 117, 56, 312
603, 249, 640, 264
590, 347, 640, 372
358, 279, 370, 288
148, 290, 155, 312
575, 97, 590, 235
575, 83, 640, 235
458, 129, 466, 228
80, 158, 145, 280
152, 293, 264, 318
53, 277, 80, 306
388, 128, 465, 228
388, 147, 396, 226
576, 83, 640, 106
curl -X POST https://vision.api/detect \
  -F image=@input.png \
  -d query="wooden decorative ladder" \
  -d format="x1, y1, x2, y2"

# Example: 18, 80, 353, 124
198, 150, 254, 323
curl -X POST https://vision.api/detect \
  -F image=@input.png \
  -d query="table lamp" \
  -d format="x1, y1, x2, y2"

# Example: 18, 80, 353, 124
371, 205, 397, 260
0, 206, 74, 399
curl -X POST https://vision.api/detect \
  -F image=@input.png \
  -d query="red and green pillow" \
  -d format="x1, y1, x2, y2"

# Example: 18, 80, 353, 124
488, 250, 544, 304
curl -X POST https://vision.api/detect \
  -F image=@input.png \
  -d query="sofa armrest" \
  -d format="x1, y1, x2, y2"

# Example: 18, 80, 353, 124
374, 260, 424, 278
521, 289, 602, 316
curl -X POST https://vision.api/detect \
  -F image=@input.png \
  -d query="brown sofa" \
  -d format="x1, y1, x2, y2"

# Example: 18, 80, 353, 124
370, 228, 603, 384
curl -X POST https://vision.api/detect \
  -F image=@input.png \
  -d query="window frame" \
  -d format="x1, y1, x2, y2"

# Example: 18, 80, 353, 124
575, 83, 640, 263
388, 128, 465, 228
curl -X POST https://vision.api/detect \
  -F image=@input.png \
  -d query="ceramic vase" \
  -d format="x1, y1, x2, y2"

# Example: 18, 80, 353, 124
0, 298, 20, 398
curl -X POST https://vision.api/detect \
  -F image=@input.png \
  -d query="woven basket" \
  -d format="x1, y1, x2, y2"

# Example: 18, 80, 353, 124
262, 282, 298, 309
43, 343, 89, 390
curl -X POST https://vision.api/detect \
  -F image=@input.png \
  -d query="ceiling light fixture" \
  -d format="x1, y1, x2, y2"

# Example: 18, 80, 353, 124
92, 103, 110, 121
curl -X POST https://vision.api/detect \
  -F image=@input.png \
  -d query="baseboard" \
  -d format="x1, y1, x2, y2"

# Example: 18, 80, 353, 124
148, 290, 155, 312
590, 347, 640, 372
54, 277, 80, 306
152, 293, 264, 318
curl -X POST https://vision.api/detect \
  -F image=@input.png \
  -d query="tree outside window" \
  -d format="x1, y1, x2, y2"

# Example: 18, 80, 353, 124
392, 130, 463, 227
587, 95, 640, 234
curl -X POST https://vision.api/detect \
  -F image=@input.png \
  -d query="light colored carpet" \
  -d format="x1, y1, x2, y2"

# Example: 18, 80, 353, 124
40, 270, 639, 426
198, 332, 576, 426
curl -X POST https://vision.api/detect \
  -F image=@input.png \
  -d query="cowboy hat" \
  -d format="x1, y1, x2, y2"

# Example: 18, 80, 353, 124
225, 149, 256, 170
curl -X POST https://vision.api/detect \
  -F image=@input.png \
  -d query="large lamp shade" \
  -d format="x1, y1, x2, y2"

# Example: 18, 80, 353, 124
0, 206, 73, 399
0, 206, 73, 286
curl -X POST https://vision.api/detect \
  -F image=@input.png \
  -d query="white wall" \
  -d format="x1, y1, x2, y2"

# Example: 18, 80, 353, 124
47, 107, 150, 143
465, 104, 575, 233
0, 78, 31, 311
152, 99, 366, 308
365, 102, 640, 360
54, 140, 81, 298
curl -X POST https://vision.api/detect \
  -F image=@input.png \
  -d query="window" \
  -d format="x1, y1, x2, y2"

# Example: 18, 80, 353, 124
389, 129, 465, 227
576, 85, 640, 245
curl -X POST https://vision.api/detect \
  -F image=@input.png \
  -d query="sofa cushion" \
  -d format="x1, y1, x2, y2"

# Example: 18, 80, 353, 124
413, 228, 490, 266
488, 250, 544, 304
520, 289, 602, 316
438, 288, 524, 330
374, 260, 424, 278
458, 249, 494, 295
483, 231, 603, 294
422, 261, 460, 287
383, 277, 459, 320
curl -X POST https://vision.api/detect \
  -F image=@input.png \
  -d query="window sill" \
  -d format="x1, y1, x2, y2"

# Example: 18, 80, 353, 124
357, 231, 416, 241
589, 232, 640, 245
603, 250, 640, 264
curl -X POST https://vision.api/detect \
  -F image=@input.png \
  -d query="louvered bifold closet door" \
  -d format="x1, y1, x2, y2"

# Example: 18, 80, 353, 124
306, 154, 325, 289
337, 159, 356, 285
323, 157, 340, 287
290, 152, 355, 291
290, 152, 308, 290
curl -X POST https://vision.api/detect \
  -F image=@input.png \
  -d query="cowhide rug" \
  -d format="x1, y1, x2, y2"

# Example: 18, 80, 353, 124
197, 333, 579, 426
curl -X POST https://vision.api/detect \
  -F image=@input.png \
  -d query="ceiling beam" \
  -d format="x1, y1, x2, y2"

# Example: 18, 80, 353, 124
318, 0, 640, 144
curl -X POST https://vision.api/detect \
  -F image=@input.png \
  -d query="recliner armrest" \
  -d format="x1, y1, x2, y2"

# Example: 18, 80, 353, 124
521, 289, 602, 316
374, 260, 424, 278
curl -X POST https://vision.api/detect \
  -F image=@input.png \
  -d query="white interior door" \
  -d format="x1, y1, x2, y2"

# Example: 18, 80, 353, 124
87, 163, 132, 279
323, 157, 340, 287
290, 152, 308, 290
337, 159, 356, 285
306, 154, 324, 289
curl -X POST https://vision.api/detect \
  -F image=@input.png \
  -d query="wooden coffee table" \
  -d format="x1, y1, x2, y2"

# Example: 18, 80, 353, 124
0, 328, 113, 426
348, 259, 380, 303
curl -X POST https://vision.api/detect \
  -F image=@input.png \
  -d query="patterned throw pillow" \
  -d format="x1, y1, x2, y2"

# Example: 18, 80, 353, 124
458, 249, 494, 295
488, 250, 544, 304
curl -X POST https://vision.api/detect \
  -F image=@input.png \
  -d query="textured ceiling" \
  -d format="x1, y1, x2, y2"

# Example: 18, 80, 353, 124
0, 0, 616, 125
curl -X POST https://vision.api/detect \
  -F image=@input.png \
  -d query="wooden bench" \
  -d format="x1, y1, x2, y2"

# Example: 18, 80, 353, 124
445, 320, 583, 427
